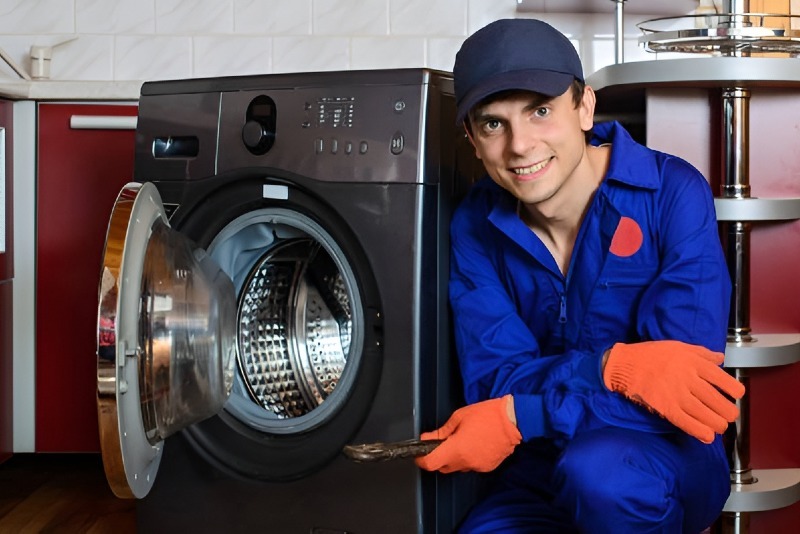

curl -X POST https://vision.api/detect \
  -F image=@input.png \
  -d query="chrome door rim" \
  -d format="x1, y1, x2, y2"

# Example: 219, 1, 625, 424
97, 182, 165, 499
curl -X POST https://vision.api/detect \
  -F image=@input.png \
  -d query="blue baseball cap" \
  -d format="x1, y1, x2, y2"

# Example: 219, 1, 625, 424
454, 18, 584, 125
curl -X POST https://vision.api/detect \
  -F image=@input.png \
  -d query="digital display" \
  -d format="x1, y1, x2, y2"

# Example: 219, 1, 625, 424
251, 103, 273, 117
317, 96, 354, 128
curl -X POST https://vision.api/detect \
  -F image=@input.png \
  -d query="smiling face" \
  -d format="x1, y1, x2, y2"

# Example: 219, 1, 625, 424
466, 84, 597, 216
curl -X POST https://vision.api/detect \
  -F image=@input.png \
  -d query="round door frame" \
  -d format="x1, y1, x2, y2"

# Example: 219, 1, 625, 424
163, 174, 384, 481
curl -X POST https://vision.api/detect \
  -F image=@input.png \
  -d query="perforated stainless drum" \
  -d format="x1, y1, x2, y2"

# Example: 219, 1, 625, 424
207, 206, 364, 432
237, 238, 352, 418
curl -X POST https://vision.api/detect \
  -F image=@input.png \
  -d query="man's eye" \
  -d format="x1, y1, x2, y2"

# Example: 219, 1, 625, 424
534, 107, 549, 117
484, 119, 501, 131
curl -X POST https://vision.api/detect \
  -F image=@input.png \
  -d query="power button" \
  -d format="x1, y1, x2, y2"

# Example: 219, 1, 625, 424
390, 132, 404, 155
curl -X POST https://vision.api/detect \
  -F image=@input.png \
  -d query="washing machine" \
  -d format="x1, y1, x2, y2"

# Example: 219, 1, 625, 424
96, 68, 482, 533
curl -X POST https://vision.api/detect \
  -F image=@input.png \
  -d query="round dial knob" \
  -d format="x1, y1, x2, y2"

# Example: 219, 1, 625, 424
242, 120, 267, 150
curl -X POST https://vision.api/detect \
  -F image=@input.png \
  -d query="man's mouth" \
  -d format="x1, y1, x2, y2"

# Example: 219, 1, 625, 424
513, 158, 551, 175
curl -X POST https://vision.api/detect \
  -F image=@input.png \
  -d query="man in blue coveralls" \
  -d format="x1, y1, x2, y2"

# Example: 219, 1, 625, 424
416, 18, 746, 533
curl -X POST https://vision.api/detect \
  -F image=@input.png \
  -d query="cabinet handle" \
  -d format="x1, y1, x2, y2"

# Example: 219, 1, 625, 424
69, 115, 137, 130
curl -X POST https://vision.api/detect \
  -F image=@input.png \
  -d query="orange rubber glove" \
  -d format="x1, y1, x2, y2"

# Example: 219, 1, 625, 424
414, 395, 521, 473
603, 340, 745, 444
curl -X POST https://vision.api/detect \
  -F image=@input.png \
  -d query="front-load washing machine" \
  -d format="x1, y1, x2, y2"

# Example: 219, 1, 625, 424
96, 69, 482, 533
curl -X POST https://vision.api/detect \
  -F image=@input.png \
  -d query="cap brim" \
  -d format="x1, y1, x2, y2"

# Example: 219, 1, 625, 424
455, 69, 575, 125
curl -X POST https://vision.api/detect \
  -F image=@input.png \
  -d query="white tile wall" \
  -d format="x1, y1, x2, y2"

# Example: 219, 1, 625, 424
75, 0, 156, 34
193, 36, 272, 78
272, 36, 350, 73
0, 0, 694, 83
390, 0, 467, 36
313, 0, 389, 36
0, 0, 74, 34
235, 0, 312, 36
351, 37, 425, 70
114, 35, 192, 80
156, 0, 234, 35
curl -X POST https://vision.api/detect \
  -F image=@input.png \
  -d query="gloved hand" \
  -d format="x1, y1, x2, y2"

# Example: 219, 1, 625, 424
415, 395, 521, 473
603, 340, 746, 444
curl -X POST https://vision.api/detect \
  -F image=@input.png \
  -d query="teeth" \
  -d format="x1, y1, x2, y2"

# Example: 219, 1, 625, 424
514, 159, 548, 175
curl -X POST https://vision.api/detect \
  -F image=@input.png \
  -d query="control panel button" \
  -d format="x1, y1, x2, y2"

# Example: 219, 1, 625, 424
390, 132, 404, 155
315, 138, 324, 154
242, 120, 267, 150
359, 141, 368, 155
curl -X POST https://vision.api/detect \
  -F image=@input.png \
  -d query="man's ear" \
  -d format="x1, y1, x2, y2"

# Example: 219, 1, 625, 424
579, 86, 596, 132
463, 122, 481, 159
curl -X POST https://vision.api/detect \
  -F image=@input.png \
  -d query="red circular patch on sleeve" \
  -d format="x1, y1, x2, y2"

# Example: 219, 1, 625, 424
609, 216, 643, 257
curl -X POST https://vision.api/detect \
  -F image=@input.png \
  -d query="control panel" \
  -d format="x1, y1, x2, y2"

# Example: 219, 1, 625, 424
217, 83, 424, 184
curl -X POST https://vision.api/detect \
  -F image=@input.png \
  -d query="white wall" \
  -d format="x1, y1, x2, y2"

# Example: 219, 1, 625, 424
0, 0, 679, 84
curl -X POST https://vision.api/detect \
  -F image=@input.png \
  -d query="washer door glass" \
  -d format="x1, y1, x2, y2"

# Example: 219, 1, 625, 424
208, 207, 363, 434
96, 182, 237, 499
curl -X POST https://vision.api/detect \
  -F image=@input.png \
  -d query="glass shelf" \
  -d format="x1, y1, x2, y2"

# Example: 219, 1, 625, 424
638, 13, 800, 55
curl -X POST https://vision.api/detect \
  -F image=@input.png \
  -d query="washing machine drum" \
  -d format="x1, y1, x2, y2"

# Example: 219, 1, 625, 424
208, 208, 364, 433
239, 239, 350, 416
97, 183, 381, 499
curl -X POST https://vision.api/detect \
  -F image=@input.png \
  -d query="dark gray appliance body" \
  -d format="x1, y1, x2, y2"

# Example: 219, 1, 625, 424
132, 69, 481, 533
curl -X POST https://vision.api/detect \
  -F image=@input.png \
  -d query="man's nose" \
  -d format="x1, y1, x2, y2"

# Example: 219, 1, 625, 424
508, 123, 536, 155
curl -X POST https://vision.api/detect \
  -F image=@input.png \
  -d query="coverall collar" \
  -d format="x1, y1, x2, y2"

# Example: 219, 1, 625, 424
591, 121, 660, 191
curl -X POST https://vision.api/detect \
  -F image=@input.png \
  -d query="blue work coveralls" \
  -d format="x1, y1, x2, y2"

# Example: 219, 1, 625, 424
449, 121, 732, 533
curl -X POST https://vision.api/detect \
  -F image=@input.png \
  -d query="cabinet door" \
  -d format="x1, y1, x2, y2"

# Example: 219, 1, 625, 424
36, 102, 137, 452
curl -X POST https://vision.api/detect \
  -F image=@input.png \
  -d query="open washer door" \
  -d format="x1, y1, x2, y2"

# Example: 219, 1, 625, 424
96, 182, 237, 499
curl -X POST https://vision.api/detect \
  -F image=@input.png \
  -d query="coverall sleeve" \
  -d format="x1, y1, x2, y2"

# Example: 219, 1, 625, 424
636, 158, 731, 353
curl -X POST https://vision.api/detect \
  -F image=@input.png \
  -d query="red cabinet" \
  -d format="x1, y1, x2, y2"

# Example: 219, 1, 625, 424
35, 103, 137, 452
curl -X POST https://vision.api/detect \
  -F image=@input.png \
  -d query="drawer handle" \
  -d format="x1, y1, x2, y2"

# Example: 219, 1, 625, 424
69, 115, 137, 130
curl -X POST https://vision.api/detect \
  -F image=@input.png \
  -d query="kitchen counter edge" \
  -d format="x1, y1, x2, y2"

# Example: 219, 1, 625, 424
0, 80, 143, 101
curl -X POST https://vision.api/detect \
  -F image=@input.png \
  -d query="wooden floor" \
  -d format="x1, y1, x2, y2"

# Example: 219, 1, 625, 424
0, 453, 136, 533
